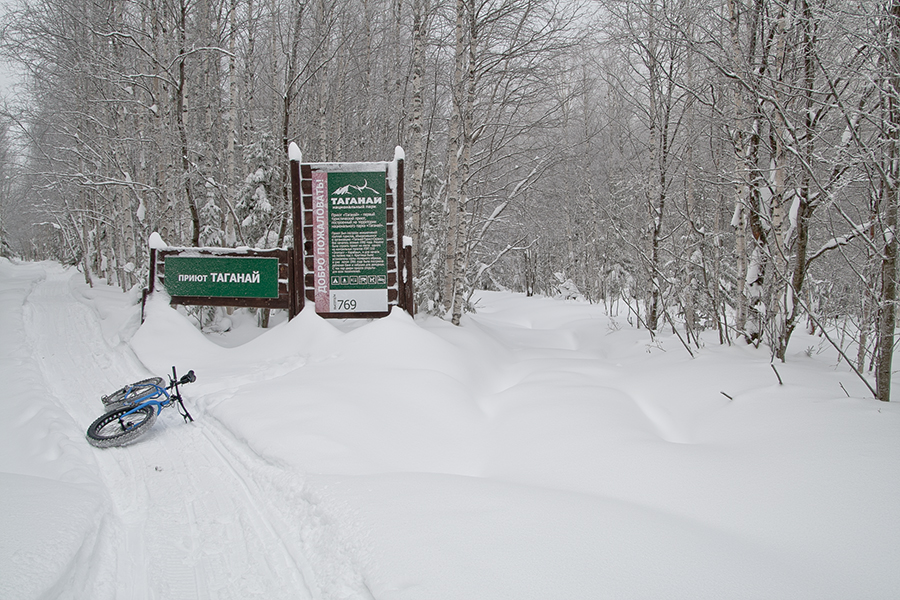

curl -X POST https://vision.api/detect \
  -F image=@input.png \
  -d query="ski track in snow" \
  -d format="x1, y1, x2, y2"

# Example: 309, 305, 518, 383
21, 266, 315, 599
10, 262, 900, 599
467, 311, 692, 445
21, 265, 693, 598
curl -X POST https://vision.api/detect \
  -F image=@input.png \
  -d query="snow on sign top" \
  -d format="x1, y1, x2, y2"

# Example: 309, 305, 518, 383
289, 145, 413, 317
311, 161, 389, 172
288, 142, 302, 162
148, 232, 167, 249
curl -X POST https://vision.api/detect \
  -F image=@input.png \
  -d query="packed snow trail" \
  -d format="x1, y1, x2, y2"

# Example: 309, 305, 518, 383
17, 264, 315, 599
6, 260, 900, 599
1, 262, 108, 599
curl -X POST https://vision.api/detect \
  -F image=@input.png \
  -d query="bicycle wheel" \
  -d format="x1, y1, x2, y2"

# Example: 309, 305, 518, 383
101, 377, 164, 408
86, 405, 158, 448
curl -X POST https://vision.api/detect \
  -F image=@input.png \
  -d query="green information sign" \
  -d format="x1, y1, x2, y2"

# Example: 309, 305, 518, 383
164, 255, 279, 298
312, 170, 389, 313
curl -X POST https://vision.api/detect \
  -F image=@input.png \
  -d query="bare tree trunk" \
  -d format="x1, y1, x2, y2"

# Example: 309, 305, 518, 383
279, 0, 306, 245
775, 0, 816, 361
876, 0, 900, 401
176, 0, 200, 247
315, 0, 332, 160
728, 0, 751, 335
443, 0, 467, 318
225, 0, 239, 247
450, 0, 477, 326
645, 1, 662, 332
408, 0, 430, 280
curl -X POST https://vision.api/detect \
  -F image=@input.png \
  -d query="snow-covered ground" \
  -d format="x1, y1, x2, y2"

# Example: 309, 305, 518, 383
2, 258, 899, 599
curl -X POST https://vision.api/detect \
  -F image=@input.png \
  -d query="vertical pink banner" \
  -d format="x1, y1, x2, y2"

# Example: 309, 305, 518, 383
311, 171, 330, 312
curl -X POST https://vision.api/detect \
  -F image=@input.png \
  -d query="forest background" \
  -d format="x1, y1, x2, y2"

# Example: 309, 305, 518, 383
1, 0, 900, 400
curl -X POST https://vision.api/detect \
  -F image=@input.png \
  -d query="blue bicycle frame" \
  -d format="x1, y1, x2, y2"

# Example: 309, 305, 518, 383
119, 383, 172, 419
87, 367, 196, 447
116, 367, 195, 427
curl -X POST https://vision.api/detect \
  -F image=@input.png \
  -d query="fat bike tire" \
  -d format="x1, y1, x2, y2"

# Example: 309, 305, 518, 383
101, 377, 164, 408
86, 406, 158, 448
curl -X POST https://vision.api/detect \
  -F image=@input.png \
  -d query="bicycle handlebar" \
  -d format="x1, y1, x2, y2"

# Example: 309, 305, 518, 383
167, 368, 196, 390
167, 367, 196, 423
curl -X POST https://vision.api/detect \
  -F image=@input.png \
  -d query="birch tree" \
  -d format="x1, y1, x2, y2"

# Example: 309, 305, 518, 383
599, 0, 697, 333
0, 113, 12, 257
407, 0, 434, 279
873, 0, 900, 401
438, 0, 585, 323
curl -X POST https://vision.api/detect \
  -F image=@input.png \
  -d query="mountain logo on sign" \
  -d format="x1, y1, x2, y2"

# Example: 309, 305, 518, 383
333, 179, 379, 196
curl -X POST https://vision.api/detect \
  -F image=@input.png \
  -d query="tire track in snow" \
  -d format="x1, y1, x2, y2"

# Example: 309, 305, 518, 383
22, 267, 147, 425
23, 267, 312, 599
198, 417, 378, 600
195, 422, 322, 598
22, 267, 154, 598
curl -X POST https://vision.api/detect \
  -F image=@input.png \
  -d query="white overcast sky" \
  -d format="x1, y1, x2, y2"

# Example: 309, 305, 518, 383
0, 2, 21, 98
0, 61, 20, 97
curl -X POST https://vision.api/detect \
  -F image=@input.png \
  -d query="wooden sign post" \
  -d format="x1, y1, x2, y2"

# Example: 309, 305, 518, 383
290, 145, 414, 319
146, 246, 295, 317
145, 145, 414, 322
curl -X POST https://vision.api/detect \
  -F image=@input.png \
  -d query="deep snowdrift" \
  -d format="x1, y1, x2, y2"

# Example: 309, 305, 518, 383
2, 258, 899, 599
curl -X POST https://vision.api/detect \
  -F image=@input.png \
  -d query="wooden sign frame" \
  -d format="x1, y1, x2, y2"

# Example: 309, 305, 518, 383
147, 246, 295, 313
290, 146, 414, 319
143, 146, 413, 323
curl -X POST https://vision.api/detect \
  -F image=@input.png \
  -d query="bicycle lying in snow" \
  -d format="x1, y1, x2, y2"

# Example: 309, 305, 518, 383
86, 367, 196, 448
